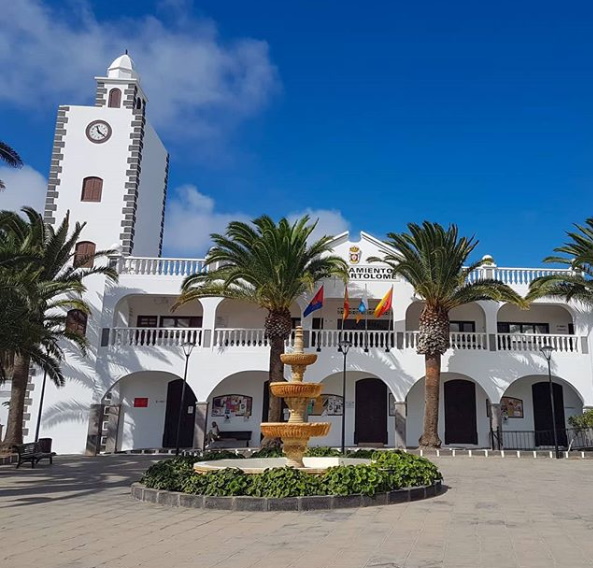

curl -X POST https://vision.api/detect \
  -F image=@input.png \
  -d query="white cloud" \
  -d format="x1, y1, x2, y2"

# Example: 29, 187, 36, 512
288, 208, 351, 242
0, 1, 279, 139
163, 186, 351, 257
163, 185, 249, 256
0, 166, 47, 212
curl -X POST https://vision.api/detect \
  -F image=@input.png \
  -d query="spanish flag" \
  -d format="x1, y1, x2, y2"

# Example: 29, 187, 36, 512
374, 287, 393, 318
343, 287, 350, 321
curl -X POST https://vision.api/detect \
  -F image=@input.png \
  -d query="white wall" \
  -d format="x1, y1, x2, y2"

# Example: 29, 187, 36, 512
132, 122, 168, 257
116, 372, 177, 451
207, 371, 268, 447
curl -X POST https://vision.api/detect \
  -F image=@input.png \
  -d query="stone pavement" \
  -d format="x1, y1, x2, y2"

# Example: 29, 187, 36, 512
1, 454, 593, 568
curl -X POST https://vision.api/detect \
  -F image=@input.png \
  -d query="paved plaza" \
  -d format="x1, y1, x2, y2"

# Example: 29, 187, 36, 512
1, 455, 593, 568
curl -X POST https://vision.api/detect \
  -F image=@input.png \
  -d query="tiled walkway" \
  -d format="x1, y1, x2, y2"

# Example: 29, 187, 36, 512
1, 454, 593, 568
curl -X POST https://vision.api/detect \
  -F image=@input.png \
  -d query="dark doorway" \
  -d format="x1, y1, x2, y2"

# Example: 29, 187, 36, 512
532, 381, 567, 446
261, 380, 288, 423
444, 380, 478, 444
163, 379, 197, 448
354, 378, 388, 445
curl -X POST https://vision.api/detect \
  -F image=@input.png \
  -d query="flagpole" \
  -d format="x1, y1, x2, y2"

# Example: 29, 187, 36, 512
386, 286, 393, 353
364, 285, 369, 352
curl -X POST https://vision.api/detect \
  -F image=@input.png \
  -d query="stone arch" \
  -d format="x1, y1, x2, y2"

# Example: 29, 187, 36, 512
497, 302, 575, 333
406, 373, 492, 447
99, 370, 196, 453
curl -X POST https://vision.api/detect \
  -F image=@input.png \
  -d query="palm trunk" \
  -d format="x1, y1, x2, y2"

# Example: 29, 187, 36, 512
418, 352, 442, 448
267, 335, 286, 423
1, 354, 30, 449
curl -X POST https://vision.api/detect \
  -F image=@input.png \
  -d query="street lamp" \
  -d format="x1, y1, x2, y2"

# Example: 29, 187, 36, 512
338, 338, 352, 455
175, 340, 196, 456
540, 345, 560, 459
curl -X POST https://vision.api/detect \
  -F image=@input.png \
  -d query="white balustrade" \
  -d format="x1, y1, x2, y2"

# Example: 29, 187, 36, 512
116, 257, 206, 277
496, 333, 579, 353
110, 327, 202, 347
311, 329, 395, 350
213, 328, 269, 348
467, 266, 572, 286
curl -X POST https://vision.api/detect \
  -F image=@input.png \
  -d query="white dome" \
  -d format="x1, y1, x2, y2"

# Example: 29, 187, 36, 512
107, 53, 139, 80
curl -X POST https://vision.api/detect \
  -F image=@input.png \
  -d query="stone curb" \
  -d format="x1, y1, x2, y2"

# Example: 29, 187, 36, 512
130, 480, 443, 511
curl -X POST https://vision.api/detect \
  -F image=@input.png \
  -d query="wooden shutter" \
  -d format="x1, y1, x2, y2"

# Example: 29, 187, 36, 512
81, 177, 103, 202
66, 309, 88, 336
108, 88, 122, 108
74, 241, 96, 268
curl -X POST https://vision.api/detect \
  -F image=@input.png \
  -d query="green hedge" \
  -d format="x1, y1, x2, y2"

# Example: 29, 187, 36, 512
140, 451, 442, 498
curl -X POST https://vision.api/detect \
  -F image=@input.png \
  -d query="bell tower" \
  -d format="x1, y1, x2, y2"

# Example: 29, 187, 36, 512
43, 53, 169, 257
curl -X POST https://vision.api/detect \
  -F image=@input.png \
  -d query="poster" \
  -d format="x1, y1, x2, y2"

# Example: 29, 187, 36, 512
501, 396, 524, 418
308, 394, 343, 416
211, 394, 252, 417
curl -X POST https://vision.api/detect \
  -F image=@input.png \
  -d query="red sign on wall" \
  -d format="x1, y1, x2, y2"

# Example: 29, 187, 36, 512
134, 398, 149, 408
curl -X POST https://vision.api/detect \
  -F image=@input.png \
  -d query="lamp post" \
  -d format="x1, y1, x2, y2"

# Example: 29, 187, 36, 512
338, 338, 352, 454
34, 370, 48, 442
540, 345, 560, 459
175, 340, 196, 456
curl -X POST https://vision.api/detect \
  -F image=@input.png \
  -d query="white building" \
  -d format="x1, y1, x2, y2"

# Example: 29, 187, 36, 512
18, 56, 593, 455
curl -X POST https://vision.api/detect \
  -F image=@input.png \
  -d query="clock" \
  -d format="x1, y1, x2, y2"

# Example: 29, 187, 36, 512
85, 120, 112, 143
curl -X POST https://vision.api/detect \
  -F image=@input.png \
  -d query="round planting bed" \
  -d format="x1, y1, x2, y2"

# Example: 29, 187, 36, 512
131, 480, 444, 511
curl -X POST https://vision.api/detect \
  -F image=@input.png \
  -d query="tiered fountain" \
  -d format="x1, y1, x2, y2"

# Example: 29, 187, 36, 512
260, 326, 330, 467
194, 326, 368, 474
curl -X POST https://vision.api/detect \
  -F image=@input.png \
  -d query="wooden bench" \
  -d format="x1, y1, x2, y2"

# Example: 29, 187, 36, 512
210, 431, 252, 448
13, 442, 56, 468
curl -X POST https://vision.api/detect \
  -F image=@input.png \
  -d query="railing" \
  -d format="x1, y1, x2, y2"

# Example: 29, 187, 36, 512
496, 333, 579, 353
403, 331, 488, 350
311, 330, 395, 351
491, 427, 593, 451
109, 327, 202, 347
115, 256, 206, 276
112, 255, 573, 286
212, 329, 297, 349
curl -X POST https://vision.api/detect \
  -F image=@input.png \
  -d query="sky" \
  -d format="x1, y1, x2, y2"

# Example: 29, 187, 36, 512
1, 0, 592, 266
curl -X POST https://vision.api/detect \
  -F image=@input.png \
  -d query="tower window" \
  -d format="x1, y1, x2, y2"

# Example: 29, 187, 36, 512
66, 309, 88, 336
74, 241, 96, 268
108, 88, 122, 108
135, 98, 142, 110
81, 177, 103, 202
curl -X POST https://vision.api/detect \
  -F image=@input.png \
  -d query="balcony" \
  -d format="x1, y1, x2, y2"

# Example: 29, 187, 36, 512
112, 256, 573, 286
103, 327, 584, 354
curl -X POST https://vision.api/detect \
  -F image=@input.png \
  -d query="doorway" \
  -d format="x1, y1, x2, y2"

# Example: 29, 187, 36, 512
444, 379, 478, 444
354, 378, 388, 445
532, 381, 567, 447
162, 379, 197, 448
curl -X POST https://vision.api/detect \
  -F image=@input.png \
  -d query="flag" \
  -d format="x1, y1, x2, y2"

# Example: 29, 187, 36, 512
356, 293, 367, 324
374, 287, 393, 318
343, 287, 350, 321
304, 286, 324, 317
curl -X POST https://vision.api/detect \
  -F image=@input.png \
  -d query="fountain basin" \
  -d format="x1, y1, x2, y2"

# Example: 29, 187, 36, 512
280, 352, 318, 366
194, 456, 371, 475
269, 382, 322, 398
260, 422, 330, 439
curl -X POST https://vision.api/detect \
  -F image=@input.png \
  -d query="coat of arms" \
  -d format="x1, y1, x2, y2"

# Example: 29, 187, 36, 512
349, 246, 361, 264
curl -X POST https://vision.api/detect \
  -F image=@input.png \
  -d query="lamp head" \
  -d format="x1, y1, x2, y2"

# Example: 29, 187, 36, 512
182, 341, 196, 357
339, 339, 352, 355
540, 345, 554, 361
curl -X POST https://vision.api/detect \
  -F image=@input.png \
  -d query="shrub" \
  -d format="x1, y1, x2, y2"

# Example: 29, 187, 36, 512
247, 467, 324, 498
305, 446, 342, 457
201, 450, 244, 461
140, 456, 195, 491
345, 449, 378, 459
373, 451, 442, 488
250, 447, 284, 458
568, 409, 593, 429
321, 464, 391, 496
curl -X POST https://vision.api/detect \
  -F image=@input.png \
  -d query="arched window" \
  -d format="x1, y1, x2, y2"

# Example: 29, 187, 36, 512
81, 177, 103, 202
66, 309, 88, 336
74, 241, 96, 268
108, 88, 122, 108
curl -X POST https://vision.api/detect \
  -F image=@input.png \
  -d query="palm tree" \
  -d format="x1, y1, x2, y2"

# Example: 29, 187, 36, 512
369, 221, 525, 448
0, 140, 23, 190
175, 215, 348, 425
0, 207, 117, 448
528, 218, 593, 306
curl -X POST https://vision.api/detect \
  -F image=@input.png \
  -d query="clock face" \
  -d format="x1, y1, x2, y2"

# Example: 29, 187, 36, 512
86, 120, 112, 143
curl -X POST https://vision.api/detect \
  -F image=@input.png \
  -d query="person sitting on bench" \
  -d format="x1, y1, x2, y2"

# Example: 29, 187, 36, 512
205, 421, 220, 447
